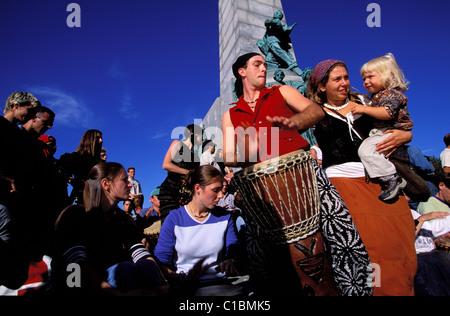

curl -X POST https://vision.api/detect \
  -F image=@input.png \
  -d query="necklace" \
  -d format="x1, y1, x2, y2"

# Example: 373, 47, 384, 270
187, 203, 209, 218
246, 98, 259, 104
323, 99, 350, 111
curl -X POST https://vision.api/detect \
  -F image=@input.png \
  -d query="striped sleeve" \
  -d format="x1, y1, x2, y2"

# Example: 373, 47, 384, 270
129, 243, 152, 263
63, 245, 88, 265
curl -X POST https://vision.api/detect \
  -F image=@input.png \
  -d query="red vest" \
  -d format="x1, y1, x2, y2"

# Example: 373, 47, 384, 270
229, 86, 309, 162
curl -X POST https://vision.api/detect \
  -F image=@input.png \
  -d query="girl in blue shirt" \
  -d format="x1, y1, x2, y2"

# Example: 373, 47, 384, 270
155, 165, 239, 286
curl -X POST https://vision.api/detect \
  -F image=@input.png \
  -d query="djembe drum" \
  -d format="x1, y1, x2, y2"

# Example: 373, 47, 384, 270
143, 219, 161, 252
435, 237, 450, 253
232, 149, 338, 296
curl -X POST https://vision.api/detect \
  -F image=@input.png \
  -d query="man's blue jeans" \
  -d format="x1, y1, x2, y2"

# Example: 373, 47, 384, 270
414, 251, 450, 296
104, 260, 162, 292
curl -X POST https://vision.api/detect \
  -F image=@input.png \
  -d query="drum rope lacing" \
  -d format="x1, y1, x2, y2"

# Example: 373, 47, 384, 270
232, 151, 320, 244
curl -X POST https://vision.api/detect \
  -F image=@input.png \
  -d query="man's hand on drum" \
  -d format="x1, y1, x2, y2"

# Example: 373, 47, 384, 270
266, 115, 299, 130
215, 259, 239, 276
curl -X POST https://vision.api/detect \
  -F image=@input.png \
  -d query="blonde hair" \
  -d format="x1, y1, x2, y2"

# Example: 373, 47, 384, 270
360, 53, 409, 92
4, 91, 41, 114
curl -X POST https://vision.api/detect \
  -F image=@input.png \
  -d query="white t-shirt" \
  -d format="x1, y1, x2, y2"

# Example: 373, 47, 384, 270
412, 209, 450, 254
441, 148, 450, 168
200, 151, 221, 172
129, 178, 142, 195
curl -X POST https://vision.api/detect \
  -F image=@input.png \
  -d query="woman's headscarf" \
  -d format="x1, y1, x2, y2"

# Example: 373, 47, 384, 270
310, 59, 345, 87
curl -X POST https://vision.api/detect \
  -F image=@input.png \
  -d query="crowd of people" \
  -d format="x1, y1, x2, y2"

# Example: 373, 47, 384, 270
0, 51, 449, 296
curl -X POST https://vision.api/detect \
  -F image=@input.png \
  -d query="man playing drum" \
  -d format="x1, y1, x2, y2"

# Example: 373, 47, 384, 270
222, 53, 373, 296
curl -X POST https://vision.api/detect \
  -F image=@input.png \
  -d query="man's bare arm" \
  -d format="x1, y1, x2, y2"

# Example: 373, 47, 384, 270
267, 85, 324, 130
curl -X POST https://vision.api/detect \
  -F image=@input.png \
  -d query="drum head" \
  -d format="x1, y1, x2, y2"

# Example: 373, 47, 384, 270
237, 149, 307, 176
143, 219, 161, 235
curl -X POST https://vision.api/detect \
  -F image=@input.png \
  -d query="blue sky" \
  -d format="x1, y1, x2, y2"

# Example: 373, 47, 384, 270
1, 0, 448, 208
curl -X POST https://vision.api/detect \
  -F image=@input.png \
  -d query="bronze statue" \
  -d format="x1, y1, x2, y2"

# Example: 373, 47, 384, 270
257, 10, 303, 76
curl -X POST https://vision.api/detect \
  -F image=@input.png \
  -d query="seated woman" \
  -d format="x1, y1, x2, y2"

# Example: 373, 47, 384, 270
52, 162, 167, 295
154, 165, 240, 291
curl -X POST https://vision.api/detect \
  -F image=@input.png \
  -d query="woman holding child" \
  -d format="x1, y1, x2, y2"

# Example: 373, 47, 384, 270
308, 58, 417, 296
